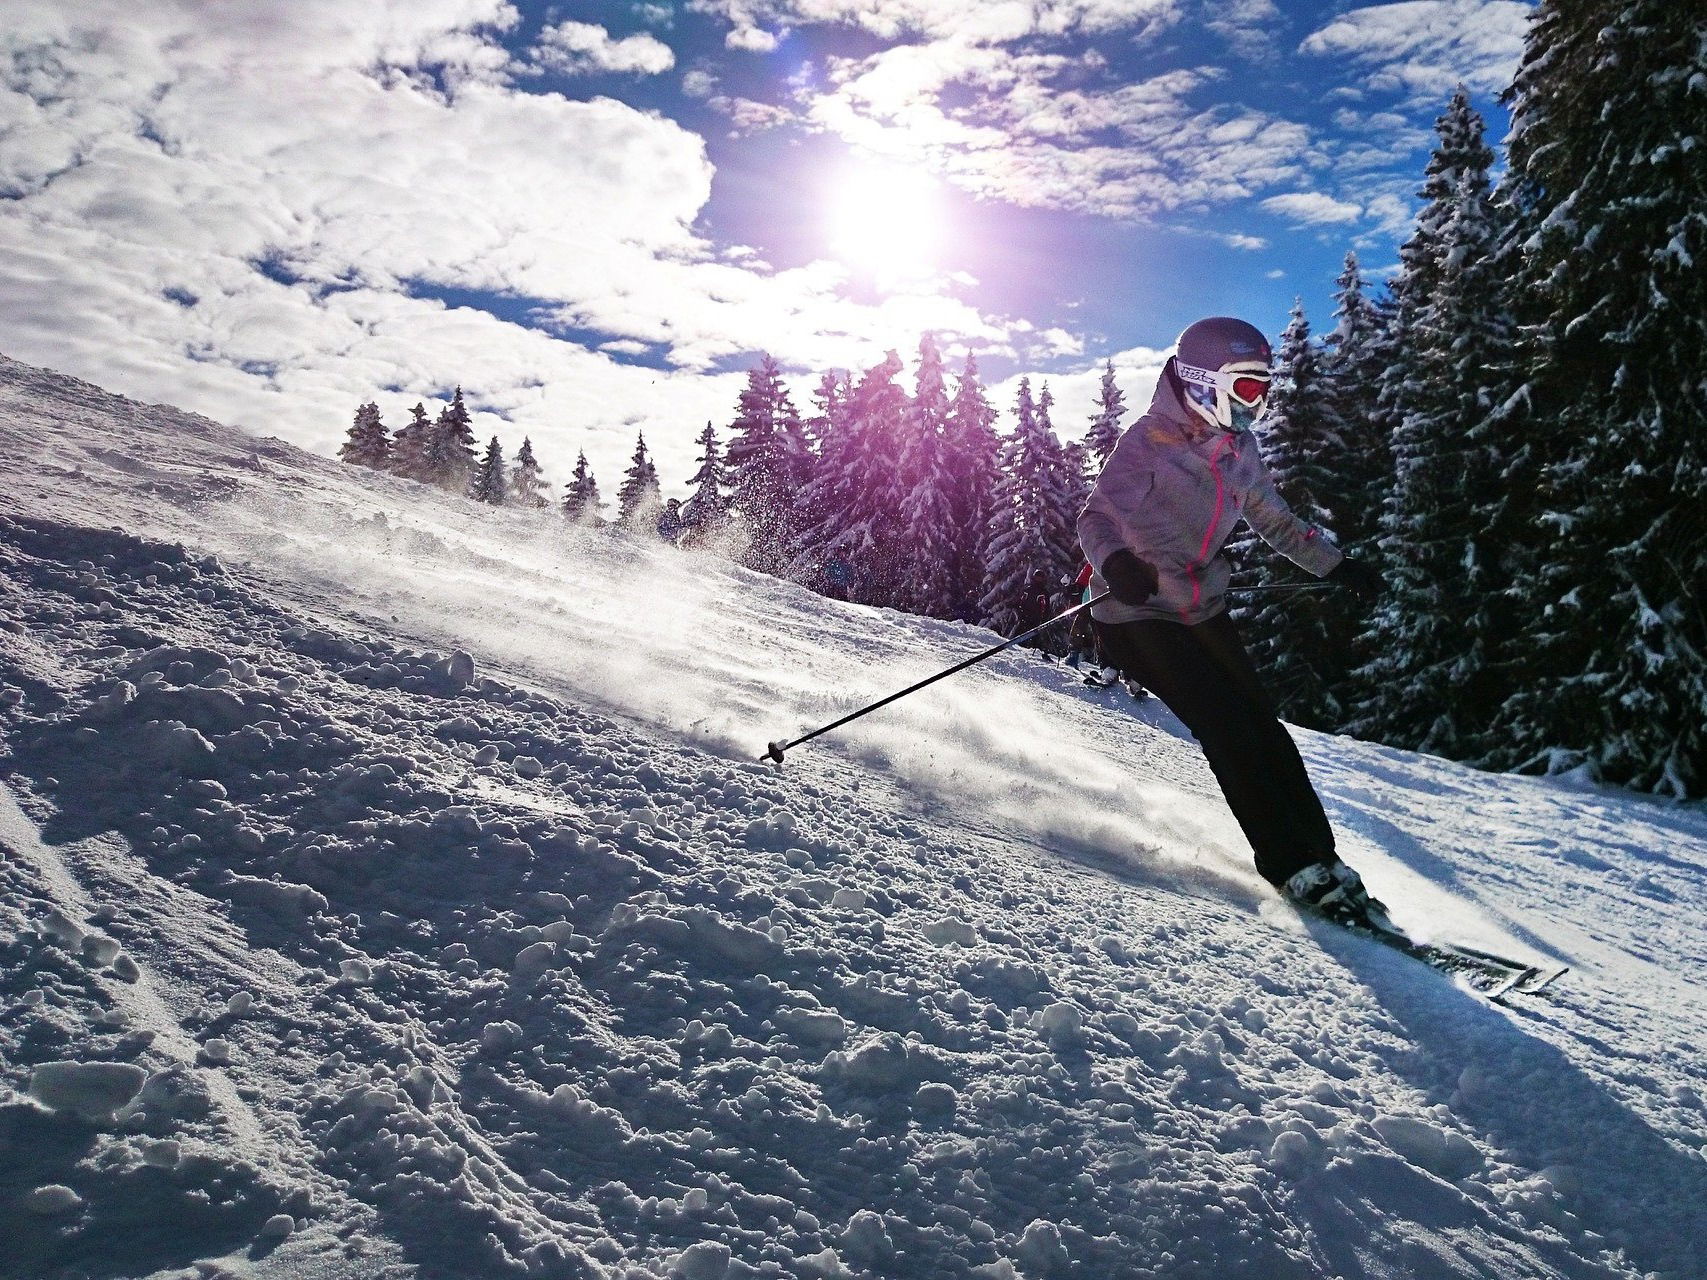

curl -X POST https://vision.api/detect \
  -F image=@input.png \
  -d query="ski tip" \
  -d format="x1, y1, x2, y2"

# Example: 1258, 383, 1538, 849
1520, 964, 1570, 995
760, 740, 786, 766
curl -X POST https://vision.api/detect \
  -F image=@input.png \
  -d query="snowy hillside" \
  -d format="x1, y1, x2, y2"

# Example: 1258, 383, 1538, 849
2, 351, 1706, 1280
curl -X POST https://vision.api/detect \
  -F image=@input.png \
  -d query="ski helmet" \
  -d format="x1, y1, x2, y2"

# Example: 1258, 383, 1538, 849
1172, 316, 1272, 431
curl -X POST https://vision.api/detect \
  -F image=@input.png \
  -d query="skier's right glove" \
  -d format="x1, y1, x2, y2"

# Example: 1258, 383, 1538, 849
1101, 549, 1160, 606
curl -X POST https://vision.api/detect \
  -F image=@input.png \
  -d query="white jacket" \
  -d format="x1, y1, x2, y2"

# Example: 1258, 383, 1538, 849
1077, 371, 1344, 625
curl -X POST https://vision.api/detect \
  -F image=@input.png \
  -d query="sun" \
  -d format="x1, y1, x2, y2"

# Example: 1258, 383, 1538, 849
825, 158, 945, 290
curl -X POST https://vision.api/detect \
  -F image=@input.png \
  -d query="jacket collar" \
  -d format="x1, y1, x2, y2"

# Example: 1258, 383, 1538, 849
1145, 364, 1245, 457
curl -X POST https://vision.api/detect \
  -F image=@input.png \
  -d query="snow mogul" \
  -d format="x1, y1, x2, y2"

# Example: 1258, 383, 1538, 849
1076, 316, 1385, 921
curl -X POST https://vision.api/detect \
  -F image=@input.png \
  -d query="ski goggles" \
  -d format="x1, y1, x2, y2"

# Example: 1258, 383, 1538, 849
1176, 361, 1272, 407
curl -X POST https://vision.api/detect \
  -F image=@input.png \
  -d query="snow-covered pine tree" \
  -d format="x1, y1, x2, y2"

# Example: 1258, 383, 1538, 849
1486, 0, 1707, 796
1083, 359, 1126, 470
725, 354, 810, 575
1352, 96, 1518, 760
422, 387, 477, 491
1226, 301, 1347, 728
617, 431, 662, 527
1369, 85, 1495, 530
389, 403, 433, 482
469, 436, 506, 505
943, 355, 1002, 621
561, 451, 603, 525
978, 378, 1075, 637
338, 402, 390, 470
895, 334, 961, 618
791, 351, 908, 607
680, 420, 732, 543
1034, 382, 1083, 589
787, 371, 848, 586
1319, 252, 1390, 551
508, 437, 549, 508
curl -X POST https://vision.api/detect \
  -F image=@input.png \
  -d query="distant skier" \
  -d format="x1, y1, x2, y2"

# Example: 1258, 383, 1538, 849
656, 498, 685, 545
1076, 316, 1384, 921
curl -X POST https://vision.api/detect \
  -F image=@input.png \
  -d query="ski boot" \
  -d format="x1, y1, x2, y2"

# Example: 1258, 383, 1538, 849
1283, 858, 1390, 930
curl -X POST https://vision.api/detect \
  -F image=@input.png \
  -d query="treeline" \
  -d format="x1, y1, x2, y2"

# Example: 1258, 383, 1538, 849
339, 340, 1122, 633
1232, 0, 1703, 798
337, 387, 662, 526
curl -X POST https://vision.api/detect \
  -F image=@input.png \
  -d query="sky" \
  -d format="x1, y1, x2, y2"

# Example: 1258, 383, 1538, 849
0, 0, 1534, 498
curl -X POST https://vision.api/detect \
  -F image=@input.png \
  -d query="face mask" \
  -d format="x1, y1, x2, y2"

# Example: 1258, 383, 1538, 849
1230, 403, 1262, 433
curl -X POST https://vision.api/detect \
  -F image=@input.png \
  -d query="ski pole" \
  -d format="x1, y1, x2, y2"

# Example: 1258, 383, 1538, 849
1228, 582, 1339, 595
760, 591, 1111, 764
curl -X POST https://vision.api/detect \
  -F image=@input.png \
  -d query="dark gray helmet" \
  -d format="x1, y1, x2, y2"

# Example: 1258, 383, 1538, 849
1173, 316, 1273, 431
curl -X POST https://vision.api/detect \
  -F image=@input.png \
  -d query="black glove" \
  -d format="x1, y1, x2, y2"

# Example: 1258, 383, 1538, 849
1327, 556, 1385, 602
1101, 549, 1160, 607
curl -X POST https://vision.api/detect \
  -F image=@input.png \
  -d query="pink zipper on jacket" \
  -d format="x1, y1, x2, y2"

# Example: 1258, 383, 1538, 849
1181, 434, 1233, 621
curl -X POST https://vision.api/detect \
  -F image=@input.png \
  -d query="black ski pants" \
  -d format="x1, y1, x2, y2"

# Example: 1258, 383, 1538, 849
1094, 612, 1334, 887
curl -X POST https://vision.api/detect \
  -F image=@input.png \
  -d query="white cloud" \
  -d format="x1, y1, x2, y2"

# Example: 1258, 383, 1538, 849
803, 43, 1314, 220
1205, 0, 1284, 63
1260, 192, 1363, 224
531, 21, 675, 75
690, 0, 1180, 45
0, 0, 1028, 493
1300, 0, 1531, 99
682, 68, 718, 97
726, 25, 781, 52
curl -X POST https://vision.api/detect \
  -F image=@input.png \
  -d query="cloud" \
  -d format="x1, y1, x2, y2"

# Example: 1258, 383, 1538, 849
1205, 0, 1285, 63
530, 21, 675, 75
1260, 192, 1364, 224
690, 0, 1181, 45
1300, 0, 1531, 100
0, 0, 1029, 496
802, 43, 1315, 220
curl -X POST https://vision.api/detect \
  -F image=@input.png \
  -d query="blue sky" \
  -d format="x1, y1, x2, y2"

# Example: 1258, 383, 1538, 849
0, 0, 1531, 495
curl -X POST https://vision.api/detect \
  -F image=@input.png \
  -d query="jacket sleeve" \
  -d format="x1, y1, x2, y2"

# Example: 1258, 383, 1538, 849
1076, 432, 1149, 575
1240, 453, 1345, 577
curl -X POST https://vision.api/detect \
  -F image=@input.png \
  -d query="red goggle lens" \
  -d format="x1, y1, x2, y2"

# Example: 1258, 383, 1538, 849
1231, 375, 1270, 404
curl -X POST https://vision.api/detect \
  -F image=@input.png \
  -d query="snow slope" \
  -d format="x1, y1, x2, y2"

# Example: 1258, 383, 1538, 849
2, 351, 1705, 1280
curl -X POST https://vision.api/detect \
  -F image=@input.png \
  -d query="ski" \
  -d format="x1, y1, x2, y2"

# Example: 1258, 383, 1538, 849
1315, 908, 1567, 1000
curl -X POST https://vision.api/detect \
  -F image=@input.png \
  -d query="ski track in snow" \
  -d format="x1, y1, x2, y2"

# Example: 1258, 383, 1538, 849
2, 351, 1706, 1280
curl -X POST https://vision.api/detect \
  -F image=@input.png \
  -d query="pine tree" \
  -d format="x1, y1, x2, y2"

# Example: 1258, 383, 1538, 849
1319, 252, 1390, 551
681, 420, 732, 542
978, 378, 1075, 636
338, 402, 390, 470
792, 351, 908, 606
508, 437, 549, 508
1369, 86, 1496, 543
561, 451, 603, 525
943, 355, 1002, 621
422, 387, 477, 491
617, 430, 662, 527
469, 436, 507, 505
788, 370, 848, 585
1227, 301, 1347, 727
1352, 94, 1519, 759
895, 334, 960, 617
389, 403, 433, 482
725, 354, 810, 575
1488, 0, 1707, 795
1034, 382, 1083, 588
1083, 360, 1126, 469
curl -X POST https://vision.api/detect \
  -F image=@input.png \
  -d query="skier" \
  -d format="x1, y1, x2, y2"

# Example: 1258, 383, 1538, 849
1076, 316, 1384, 922
656, 498, 685, 545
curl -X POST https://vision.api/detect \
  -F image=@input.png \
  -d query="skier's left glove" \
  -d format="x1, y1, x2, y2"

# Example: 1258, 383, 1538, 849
1327, 556, 1385, 602
1101, 549, 1160, 606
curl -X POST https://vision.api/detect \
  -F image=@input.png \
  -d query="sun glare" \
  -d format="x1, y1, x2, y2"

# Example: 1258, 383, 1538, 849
826, 159, 945, 290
